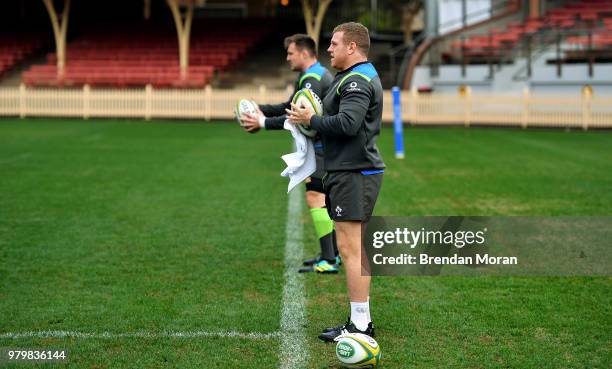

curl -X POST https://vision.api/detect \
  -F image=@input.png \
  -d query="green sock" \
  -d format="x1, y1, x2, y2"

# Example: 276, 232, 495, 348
310, 207, 335, 262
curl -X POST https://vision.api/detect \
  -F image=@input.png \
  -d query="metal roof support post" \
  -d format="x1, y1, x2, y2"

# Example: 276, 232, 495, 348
167, 0, 195, 79
144, 0, 151, 20
42, 0, 71, 78
301, 0, 333, 48
424, 0, 439, 38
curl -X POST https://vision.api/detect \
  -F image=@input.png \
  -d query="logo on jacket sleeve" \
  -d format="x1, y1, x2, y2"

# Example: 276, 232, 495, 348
346, 81, 361, 92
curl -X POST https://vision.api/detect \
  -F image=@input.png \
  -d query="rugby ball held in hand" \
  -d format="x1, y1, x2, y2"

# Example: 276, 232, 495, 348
291, 88, 322, 138
335, 333, 381, 368
234, 99, 258, 125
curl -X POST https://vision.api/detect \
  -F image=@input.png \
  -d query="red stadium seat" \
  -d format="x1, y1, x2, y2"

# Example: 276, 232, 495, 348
446, 0, 612, 64
22, 22, 271, 88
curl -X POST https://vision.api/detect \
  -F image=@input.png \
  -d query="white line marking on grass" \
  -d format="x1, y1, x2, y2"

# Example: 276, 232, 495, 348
0, 330, 280, 340
279, 187, 308, 369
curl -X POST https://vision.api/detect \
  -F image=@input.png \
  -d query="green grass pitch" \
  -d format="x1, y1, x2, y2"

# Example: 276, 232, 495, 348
0, 118, 610, 368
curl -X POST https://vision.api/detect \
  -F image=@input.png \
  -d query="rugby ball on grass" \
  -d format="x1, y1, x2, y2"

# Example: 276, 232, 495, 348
335, 333, 381, 368
234, 99, 259, 125
291, 88, 322, 138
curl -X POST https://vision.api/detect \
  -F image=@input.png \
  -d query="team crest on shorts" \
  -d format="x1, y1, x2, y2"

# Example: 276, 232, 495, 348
335, 206, 343, 217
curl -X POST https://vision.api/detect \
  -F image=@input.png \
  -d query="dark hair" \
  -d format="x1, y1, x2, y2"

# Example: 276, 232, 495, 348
333, 22, 370, 56
284, 34, 317, 57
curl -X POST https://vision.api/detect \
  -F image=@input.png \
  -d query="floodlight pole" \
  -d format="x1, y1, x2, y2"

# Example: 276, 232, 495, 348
42, 0, 71, 77
167, 0, 195, 79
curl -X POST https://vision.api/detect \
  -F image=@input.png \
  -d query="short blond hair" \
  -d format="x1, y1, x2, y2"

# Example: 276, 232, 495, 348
333, 22, 370, 56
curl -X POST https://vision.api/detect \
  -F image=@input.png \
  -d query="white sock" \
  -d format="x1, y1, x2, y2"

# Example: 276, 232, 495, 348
350, 301, 371, 331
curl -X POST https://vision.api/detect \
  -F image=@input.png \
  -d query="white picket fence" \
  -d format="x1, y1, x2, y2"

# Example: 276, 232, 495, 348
1, 85, 611, 129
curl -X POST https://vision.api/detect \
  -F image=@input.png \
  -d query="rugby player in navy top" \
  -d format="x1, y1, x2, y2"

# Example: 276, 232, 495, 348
240, 34, 340, 274
287, 23, 385, 342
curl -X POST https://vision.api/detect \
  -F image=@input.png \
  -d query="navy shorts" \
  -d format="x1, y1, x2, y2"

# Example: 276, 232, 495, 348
324, 170, 383, 222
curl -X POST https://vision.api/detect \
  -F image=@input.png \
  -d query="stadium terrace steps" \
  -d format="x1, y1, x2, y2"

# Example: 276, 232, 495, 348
215, 39, 295, 89
0, 34, 48, 81
21, 23, 271, 88
444, 0, 612, 64
22, 65, 214, 88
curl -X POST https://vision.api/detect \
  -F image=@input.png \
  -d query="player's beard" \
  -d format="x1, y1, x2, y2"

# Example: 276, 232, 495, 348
330, 55, 340, 70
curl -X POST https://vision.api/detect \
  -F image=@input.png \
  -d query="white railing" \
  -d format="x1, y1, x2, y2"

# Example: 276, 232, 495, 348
395, 90, 612, 129
1, 85, 611, 129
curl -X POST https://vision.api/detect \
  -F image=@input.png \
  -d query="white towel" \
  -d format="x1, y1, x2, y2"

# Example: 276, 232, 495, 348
281, 120, 316, 193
